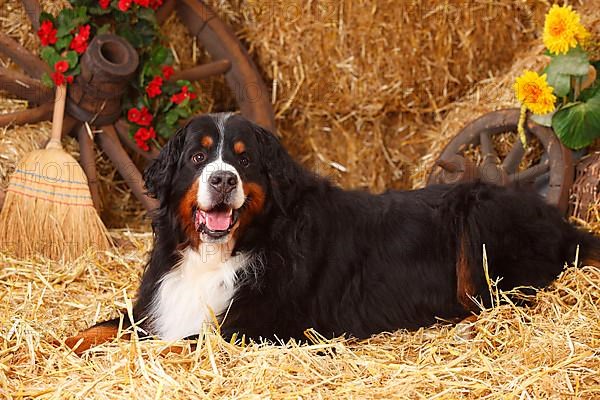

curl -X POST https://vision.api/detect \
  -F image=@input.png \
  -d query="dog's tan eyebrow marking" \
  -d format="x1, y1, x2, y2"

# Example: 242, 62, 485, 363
234, 140, 246, 154
201, 136, 213, 148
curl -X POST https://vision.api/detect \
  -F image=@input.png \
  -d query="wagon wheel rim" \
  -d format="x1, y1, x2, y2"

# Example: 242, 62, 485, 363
0, 0, 275, 213
428, 108, 574, 214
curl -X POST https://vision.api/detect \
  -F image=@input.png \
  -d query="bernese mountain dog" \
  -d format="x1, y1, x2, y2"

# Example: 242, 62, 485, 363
66, 113, 600, 352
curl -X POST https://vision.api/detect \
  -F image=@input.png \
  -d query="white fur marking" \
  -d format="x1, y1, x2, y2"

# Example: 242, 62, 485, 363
212, 112, 232, 157
149, 244, 249, 341
197, 158, 245, 210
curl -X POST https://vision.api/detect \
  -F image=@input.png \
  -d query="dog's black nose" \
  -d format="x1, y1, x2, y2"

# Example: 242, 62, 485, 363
209, 171, 237, 193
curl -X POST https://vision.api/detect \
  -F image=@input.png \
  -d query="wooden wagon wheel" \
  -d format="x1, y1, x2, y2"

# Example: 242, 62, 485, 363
0, 0, 275, 212
428, 108, 575, 214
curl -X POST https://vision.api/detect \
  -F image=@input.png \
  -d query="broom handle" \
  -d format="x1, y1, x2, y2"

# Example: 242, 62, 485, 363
46, 84, 67, 150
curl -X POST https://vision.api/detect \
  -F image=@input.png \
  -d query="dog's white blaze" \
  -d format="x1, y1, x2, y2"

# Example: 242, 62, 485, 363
197, 159, 245, 210
149, 244, 249, 341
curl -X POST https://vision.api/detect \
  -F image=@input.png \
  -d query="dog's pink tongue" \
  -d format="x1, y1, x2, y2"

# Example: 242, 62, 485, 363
205, 210, 231, 231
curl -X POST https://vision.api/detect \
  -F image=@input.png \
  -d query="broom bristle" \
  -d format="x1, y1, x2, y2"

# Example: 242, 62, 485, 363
0, 148, 111, 260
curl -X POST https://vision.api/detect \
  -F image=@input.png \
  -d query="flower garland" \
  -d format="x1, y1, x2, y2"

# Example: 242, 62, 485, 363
514, 5, 599, 149
37, 0, 201, 151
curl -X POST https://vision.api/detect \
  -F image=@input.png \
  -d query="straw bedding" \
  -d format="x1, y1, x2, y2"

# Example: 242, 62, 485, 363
1, 0, 600, 398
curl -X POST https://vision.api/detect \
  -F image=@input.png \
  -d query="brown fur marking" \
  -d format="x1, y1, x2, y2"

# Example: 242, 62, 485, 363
234, 182, 266, 239
201, 135, 213, 148
178, 180, 200, 248
65, 325, 128, 355
234, 141, 246, 154
457, 234, 478, 312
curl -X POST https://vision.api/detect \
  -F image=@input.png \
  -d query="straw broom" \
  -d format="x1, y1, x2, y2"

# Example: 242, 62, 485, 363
0, 84, 111, 260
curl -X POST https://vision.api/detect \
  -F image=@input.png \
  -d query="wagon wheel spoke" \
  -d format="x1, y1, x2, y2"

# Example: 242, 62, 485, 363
480, 132, 499, 168
0, 32, 50, 78
21, 0, 41, 31
114, 119, 160, 160
76, 123, 102, 211
0, 67, 53, 104
156, 0, 176, 24
0, 102, 52, 127
434, 154, 481, 183
501, 139, 525, 174
170, 59, 232, 83
97, 124, 158, 212
436, 154, 465, 173
509, 160, 550, 184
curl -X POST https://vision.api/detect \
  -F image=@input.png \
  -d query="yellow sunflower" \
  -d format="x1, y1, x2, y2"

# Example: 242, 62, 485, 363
543, 4, 589, 55
513, 71, 556, 115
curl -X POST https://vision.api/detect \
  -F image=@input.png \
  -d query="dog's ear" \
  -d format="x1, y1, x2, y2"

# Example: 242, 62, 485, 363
251, 121, 303, 211
144, 126, 186, 202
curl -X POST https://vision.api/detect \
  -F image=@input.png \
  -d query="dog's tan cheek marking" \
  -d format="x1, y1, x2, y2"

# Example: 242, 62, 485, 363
234, 182, 266, 239
179, 180, 200, 248
201, 135, 213, 148
234, 141, 246, 154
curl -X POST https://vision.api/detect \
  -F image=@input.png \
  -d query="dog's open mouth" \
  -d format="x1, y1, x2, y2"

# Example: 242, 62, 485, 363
193, 204, 240, 239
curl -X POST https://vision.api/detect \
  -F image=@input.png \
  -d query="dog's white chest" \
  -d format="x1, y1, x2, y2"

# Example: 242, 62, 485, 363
149, 244, 247, 341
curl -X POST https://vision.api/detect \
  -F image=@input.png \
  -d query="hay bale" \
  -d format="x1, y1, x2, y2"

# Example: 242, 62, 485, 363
239, 0, 548, 191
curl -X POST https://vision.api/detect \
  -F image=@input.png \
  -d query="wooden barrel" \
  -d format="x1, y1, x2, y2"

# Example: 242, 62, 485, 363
67, 34, 138, 126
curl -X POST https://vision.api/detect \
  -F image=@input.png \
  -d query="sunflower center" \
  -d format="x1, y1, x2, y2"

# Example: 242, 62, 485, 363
524, 83, 542, 102
550, 20, 566, 36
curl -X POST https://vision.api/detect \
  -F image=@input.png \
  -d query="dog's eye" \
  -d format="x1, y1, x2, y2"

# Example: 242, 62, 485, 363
239, 155, 250, 167
191, 152, 206, 164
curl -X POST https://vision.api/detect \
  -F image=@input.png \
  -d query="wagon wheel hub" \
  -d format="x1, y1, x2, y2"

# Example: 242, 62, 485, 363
428, 109, 574, 214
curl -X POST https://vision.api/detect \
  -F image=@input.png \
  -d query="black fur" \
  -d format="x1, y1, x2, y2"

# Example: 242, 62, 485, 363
121, 114, 599, 342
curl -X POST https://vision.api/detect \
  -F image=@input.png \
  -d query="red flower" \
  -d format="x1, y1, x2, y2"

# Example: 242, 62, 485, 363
162, 65, 174, 80
171, 85, 197, 104
54, 60, 69, 73
145, 76, 163, 98
66, 75, 74, 84
135, 138, 149, 151
37, 20, 57, 46
70, 25, 91, 54
134, 0, 150, 7
51, 72, 66, 86
118, 0, 132, 11
133, 127, 156, 151
138, 107, 153, 126
127, 108, 141, 123
150, 0, 163, 10
99, 0, 111, 9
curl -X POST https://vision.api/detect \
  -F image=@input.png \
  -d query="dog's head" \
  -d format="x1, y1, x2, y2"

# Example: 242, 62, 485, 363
144, 113, 290, 246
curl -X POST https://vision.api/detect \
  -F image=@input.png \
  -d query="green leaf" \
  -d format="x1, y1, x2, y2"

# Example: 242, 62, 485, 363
55, 36, 71, 51
70, 65, 81, 76
531, 112, 554, 127
39, 12, 55, 24
96, 23, 111, 35
156, 120, 173, 138
40, 46, 60, 67
138, 7, 157, 24
176, 104, 190, 117
65, 51, 79, 68
580, 81, 600, 102
57, 10, 76, 35
41, 72, 54, 88
546, 46, 591, 97
150, 46, 169, 66
552, 90, 600, 149
165, 109, 180, 126
176, 80, 192, 87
